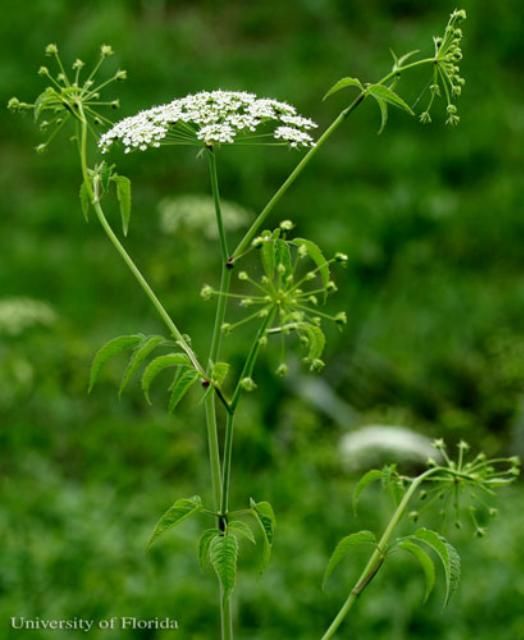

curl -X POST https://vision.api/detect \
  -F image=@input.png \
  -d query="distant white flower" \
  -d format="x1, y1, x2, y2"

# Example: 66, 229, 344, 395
99, 90, 317, 153
159, 194, 252, 240
0, 298, 57, 336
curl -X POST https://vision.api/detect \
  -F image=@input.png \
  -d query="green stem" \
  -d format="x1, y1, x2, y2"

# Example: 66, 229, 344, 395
206, 147, 235, 640
77, 112, 203, 375
221, 590, 234, 640
232, 57, 436, 260
320, 468, 437, 640
221, 309, 274, 516
231, 94, 364, 259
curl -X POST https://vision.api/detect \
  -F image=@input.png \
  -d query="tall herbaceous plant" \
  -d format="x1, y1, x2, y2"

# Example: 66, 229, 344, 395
9, 10, 520, 639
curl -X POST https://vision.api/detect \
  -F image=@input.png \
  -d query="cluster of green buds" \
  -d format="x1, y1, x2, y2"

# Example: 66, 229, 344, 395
412, 439, 521, 536
419, 9, 466, 126
7, 43, 125, 153
201, 221, 348, 374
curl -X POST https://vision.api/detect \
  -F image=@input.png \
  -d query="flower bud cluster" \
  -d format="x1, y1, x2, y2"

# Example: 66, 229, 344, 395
8, 43, 126, 153
202, 224, 348, 375
419, 9, 467, 126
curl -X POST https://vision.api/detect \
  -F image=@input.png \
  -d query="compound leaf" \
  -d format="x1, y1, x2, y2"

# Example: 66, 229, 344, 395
211, 361, 230, 386
141, 353, 191, 404
229, 520, 256, 545
119, 335, 165, 396
297, 322, 326, 364
412, 528, 461, 606
168, 369, 200, 413
397, 538, 436, 602
293, 237, 330, 297
209, 533, 239, 597
250, 498, 276, 571
353, 468, 384, 513
367, 84, 414, 115
323, 76, 364, 101
89, 334, 143, 392
323, 530, 376, 589
113, 174, 132, 236
198, 528, 217, 570
148, 495, 202, 548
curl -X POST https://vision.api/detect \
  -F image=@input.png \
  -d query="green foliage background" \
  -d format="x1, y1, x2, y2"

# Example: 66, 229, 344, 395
1, 1, 523, 638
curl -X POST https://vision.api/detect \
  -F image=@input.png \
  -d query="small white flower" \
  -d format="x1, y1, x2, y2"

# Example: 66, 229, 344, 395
99, 90, 317, 153
274, 126, 315, 148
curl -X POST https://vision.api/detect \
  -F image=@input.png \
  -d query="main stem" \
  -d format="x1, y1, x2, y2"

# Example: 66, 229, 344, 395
320, 468, 437, 640
206, 147, 234, 640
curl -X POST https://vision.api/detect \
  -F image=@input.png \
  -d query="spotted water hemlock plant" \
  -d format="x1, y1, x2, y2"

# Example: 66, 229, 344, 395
9, 9, 520, 639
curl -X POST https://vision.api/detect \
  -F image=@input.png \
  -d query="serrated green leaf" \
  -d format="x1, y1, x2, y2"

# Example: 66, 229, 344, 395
275, 239, 292, 279
98, 162, 114, 193
89, 334, 143, 392
250, 498, 276, 571
168, 369, 199, 413
148, 495, 202, 548
412, 528, 461, 606
114, 175, 132, 236
398, 538, 436, 602
34, 87, 58, 122
209, 533, 239, 597
323, 530, 376, 588
79, 182, 90, 222
323, 76, 364, 101
375, 97, 388, 134
119, 335, 165, 396
261, 236, 275, 279
297, 322, 326, 363
229, 520, 256, 545
367, 84, 414, 115
293, 238, 330, 297
141, 353, 191, 404
353, 469, 384, 513
211, 361, 230, 386
198, 528, 217, 570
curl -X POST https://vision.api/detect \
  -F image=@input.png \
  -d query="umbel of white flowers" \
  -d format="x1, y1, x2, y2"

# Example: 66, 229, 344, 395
99, 90, 318, 153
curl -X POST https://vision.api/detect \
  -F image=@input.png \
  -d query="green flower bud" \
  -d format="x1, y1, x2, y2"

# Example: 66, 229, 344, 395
419, 111, 432, 125
200, 284, 214, 300
280, 219, 294, 230
334, 252, 348, 263
238, 271, 249, 281
327, 280, 337, 292
115, 69, 127, 80
38, 66, 50, 77
240, 377, 257, 392
309, 358, 325, 372
335, 311, 347, 326
45, 43, 58, 56
100, 44, 114, 57
35, 143, 47, 154
276, 363, 288, 377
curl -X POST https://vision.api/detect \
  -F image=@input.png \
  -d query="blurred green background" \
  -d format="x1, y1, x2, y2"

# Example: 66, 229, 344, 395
1, 1, 524, 638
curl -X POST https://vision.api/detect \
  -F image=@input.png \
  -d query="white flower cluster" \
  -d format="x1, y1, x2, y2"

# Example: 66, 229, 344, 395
0, 298, 56, 336
99, 90, 317, 153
